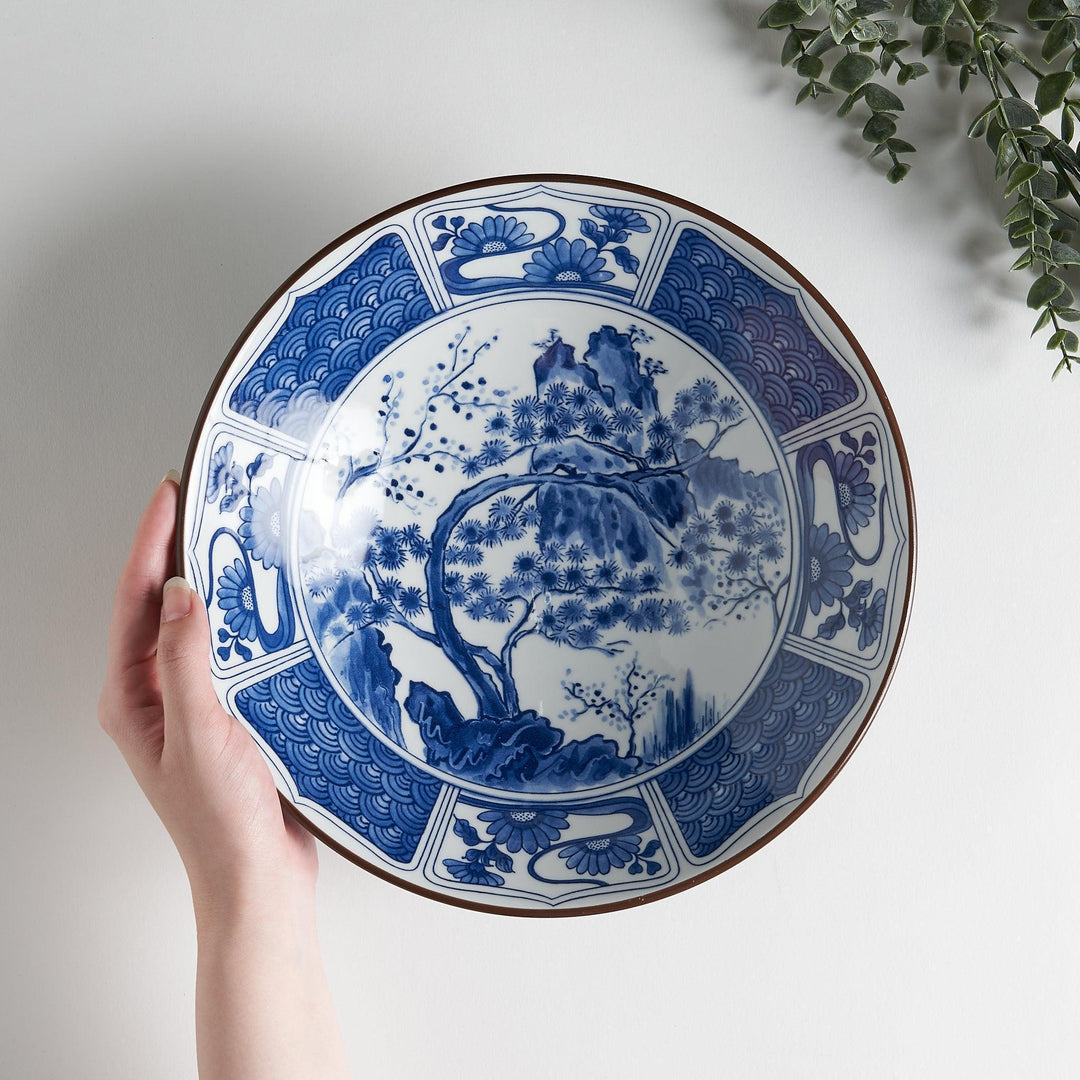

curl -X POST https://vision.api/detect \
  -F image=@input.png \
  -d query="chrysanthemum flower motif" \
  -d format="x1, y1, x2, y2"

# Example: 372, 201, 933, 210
239, 478, 285, 569
522, 238, 615, 285
858, 588, 887, 650
476, 808, 569, 853
588, 205, 650, 233
216, 559, 258, 640
805, 523, 854, 615
832, 451, 876, 533
442, 859, 504, 887
560, 833, 641, 875
451, 215, 534, 257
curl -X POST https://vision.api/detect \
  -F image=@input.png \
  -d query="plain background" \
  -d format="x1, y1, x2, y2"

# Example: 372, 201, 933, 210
3, 1, 1078, 1076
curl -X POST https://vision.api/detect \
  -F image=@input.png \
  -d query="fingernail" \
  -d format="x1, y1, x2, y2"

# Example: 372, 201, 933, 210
162, 577, 194, 621
161, 469, 182, 487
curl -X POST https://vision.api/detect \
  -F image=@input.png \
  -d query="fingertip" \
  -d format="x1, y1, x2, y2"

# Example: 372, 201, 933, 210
162, 577, 194, 622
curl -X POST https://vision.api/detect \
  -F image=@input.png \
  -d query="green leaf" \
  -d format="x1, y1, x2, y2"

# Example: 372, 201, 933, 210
968, 100, 998, 138
1011, 221, 1038, 237
1028, 273, 1067, 308
898, 62, 930, 84
1051, 239, 1080, 263
1043, 18, 1077, 62
883, 38, 911, 53
887, 161, 911, 182
1031, 303, 1054, 330
864, 83, 904, 111
886, 137, 917, 153
1052, 356, 1073, 377
781, 29, 803, 66
829, 4, 851, 40
796, 54, 825, 78
1021, 131, 1053, 147
1031, 169, 1060, 199
997, 139, 1021, 179
1062, 104, 1075, 141
1051, 138, 1080, 176
851, 20, 885, 41
1048, 329, 1079, 351
1004, 161, 1040, 192
1000, 97, 1041, 127
1011, 250, 1035, 270
761, 0, 808, 27
959, 64, 973, 92
863, 113, 898, 142
830, 51, 877, 91
945, 39, 974, 66
837, 91, 860, 117
853, 0, 892, 13
796, 81, 816, 104
1002, 200, 1032, 225
922, 25, 946, 53
911, 0, 955, 25
1027, 0, 1068, 19
806, 28, 840, 55
1056, 307, 1080, 320
968, 0, 1000, 18
796, 0, 821, 12
1047, 328, 1069, 349
1070, 50, 1080, 74
1036, 70, 1075, 114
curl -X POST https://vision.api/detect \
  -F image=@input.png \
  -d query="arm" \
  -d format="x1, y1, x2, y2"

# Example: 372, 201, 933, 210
98, 473, 350, 1080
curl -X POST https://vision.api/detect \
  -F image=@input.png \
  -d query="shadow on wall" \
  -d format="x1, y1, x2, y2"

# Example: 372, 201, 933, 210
716, 0, 1070, 329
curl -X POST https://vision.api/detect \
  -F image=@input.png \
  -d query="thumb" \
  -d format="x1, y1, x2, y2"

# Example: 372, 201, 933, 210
157, 577, 230, 749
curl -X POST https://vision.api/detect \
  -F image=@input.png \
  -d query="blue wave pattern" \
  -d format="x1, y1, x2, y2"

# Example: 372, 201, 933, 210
234, 658, 443, 862
229, 234, 435, 440
648, 229, 858, 435
657, 649, 860, 857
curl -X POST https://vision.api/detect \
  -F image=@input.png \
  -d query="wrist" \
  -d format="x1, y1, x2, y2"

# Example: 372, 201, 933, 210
191, 865, 318, 943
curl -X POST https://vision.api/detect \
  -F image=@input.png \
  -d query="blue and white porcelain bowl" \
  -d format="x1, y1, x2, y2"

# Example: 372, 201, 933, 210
179, 176, 915, 915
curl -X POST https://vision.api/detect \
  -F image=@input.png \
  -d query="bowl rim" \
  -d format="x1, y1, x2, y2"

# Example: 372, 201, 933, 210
177, 173, 918, 918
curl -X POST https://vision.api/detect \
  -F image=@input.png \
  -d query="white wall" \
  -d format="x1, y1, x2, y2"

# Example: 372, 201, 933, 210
2, 1, 1077, 1075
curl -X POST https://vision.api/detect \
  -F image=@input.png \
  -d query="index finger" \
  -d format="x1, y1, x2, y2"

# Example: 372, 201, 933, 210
104, 472, 181, 703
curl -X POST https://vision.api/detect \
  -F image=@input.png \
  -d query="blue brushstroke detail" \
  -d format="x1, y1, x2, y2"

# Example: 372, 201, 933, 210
234, 658, 442, 862
229, 234, 435, 440
657, 649, 861, 857
648, 229, 859, 435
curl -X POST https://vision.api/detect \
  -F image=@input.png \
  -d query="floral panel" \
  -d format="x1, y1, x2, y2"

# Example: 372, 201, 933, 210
790, 418, 906, 664
188, 430, 299, 672
427, 790, 675, 906
415, 187, 666, 301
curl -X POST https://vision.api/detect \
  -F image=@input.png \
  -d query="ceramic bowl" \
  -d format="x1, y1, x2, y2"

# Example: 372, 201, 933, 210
179, 176, 915, 915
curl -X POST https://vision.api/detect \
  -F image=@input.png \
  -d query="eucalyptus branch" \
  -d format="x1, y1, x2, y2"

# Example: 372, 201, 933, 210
759, 0, 926, 182
757, 0, 1080, 376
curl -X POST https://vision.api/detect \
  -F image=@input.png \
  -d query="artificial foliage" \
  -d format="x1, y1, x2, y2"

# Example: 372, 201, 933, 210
758, 0, 1080, 375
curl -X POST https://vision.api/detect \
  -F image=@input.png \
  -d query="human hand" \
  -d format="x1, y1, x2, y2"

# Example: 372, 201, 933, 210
97, 472, 318, 916
99, 472, 349, 1079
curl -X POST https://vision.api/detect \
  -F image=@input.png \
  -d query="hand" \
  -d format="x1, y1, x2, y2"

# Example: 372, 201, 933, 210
98, 472, 317, 913
98, 473, 349, 1080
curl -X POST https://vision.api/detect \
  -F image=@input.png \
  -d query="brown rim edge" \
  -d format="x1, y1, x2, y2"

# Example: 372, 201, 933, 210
177, 173, 917, 919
